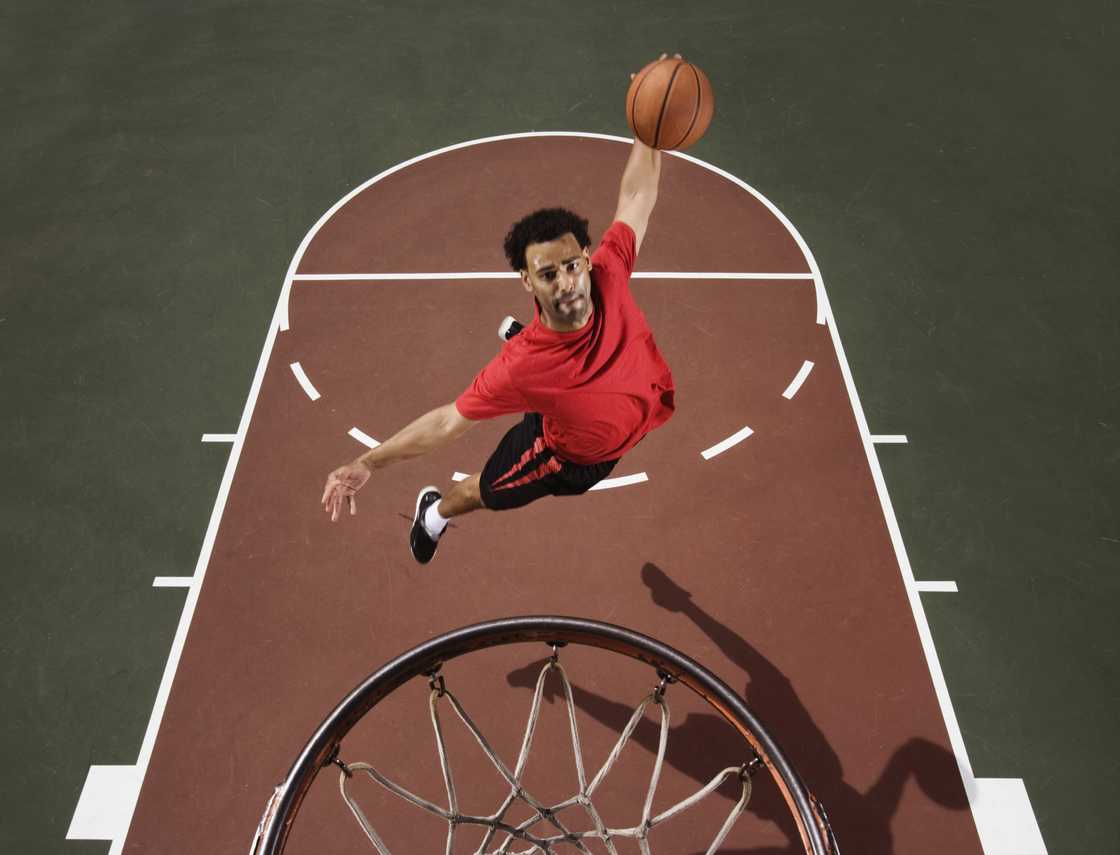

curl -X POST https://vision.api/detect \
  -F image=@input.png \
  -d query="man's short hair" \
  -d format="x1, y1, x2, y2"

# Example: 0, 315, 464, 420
503, 208, 591, 271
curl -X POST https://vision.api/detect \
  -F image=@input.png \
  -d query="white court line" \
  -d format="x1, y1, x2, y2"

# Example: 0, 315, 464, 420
348, 427, 380, 448
67, 765, 141, 842
289, 362, 320, 401
700, 426, 754, 460
871, 434, 909, 444
636, 272, 812, 280
276, 131, 826, 331
152, 577, 193, 588
200, 433, 236, 443
916, 581, 959, 593
297, 272, 515, 280
108, 132, 1035, 855
818, 264, 1045, 846
292, 271, 814, 281
589, 472, 649, 491
98, 250, 291, 855
782, 360, 815, 399
452, 472, 470, 482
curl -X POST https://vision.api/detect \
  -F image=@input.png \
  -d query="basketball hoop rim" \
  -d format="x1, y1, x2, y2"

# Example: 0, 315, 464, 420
253, 614, 831, 855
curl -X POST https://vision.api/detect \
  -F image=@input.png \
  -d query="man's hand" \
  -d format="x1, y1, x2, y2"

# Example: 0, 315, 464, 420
321, 460, 372, 522
318, 402, 477, 524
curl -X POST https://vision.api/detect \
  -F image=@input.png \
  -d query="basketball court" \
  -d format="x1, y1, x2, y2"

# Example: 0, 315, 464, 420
55, 133, 1041, 853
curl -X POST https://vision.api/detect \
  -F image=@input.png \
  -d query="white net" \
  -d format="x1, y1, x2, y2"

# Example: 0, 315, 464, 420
336, 651, 756, 855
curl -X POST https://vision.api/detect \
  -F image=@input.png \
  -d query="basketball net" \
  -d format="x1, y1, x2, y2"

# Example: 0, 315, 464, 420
336, 650, 755, 854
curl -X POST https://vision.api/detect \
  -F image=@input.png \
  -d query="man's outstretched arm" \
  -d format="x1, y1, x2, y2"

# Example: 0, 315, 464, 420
321, 402, 476, 521
613, 138, 662, 254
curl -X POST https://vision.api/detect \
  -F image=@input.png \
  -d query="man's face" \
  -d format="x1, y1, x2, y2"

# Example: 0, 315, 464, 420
521, 233, 593, 331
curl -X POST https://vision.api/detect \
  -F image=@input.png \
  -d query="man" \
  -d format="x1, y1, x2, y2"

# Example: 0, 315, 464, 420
321, 135, 674, 564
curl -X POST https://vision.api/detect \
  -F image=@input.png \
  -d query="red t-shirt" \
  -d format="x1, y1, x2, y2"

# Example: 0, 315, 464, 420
456, 221, 675, 464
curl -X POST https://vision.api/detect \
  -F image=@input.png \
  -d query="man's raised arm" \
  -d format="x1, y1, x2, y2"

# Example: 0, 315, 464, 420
321, 402, 476, 521
613, 138, 662, 254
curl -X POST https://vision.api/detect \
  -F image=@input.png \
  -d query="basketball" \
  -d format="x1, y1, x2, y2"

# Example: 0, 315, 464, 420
626, 57, 714, 150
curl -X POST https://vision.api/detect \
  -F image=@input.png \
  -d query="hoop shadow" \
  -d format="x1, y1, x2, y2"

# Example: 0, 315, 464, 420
506, 562, 968, 853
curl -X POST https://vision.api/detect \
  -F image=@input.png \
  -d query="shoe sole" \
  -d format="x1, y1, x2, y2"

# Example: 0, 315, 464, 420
498, 316, 522, 341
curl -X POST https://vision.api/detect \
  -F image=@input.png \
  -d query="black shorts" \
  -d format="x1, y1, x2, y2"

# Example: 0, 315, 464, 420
480, 413, 619, 511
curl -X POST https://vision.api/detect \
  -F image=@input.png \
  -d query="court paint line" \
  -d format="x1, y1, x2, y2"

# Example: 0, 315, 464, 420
277, 132, 821, 332
95, 275, 290, 855
151, 577, 193, 588
66, 765, 141, 843
297, 272, 516, 280
782, 360, 815, 399
292, 272, 815, 281
348, 427, 380, 448
820, 283, 1046, 845
588, 472, 649, 491
915, 581, 959, 593
972, 778, 1048, 854
201, 433, 237, 443
700, 425, 754, 460
638, 272, 812, 280
289, 362, 321, 401
871, 434, 909, 444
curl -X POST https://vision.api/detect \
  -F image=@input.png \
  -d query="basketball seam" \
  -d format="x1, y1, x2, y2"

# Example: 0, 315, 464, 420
652, 60, 685, 149
669, 63, 703, 151
629, 68, 652, 141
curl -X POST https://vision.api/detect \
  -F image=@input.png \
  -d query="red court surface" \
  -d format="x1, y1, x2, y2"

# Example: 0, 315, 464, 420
119, 135, 983, 853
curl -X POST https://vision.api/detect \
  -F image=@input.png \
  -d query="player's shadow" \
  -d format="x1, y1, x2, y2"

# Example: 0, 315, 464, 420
506, 562, 969, 854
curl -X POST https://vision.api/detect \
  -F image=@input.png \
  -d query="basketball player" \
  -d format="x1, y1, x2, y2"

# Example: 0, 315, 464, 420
322, 74, 679, 564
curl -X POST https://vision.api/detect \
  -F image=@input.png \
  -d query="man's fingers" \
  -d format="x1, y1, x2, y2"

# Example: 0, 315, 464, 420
348, 494, 357, 515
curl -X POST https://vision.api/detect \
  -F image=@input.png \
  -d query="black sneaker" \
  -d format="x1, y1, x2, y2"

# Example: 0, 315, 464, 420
409, 486, 443, 564
498, 315, 524, 341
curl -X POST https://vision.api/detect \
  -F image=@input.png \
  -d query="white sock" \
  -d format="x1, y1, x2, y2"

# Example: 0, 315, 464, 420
423, 501, 449, 540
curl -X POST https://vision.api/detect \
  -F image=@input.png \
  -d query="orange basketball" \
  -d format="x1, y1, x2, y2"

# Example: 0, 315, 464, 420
626, 57, 714, 150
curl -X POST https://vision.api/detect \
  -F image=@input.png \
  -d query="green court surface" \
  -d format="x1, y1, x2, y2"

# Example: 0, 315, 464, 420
2, 2, 1117, 853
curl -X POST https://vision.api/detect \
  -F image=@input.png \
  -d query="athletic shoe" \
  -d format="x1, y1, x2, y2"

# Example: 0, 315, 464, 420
409, 486, 443, 564
498, 315, 524, 341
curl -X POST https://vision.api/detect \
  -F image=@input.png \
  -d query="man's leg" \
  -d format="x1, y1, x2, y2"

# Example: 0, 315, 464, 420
438, 474, 484, 517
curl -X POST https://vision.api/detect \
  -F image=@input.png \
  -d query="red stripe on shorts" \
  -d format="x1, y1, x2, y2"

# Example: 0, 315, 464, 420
491, 456, 563, 492
491, 436, 547, 487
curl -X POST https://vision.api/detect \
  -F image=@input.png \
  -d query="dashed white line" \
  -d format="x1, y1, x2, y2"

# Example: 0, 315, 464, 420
289, 362, 320, 401
700, 426, 754, 460
871, 434, 909, 444
782, 360, 815, 399
152, 577, 193, 588
348, 427, 380, 448
915, 581, 959, 593
200, 434, 236, 443
589, 472, 649, 491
